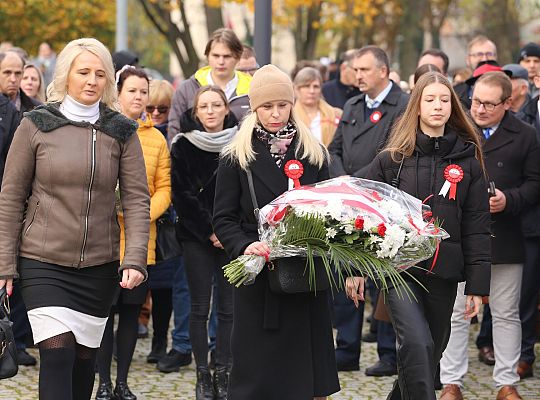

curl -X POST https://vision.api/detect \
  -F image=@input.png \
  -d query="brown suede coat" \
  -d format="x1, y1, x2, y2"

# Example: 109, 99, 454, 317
0, 104, 150, 279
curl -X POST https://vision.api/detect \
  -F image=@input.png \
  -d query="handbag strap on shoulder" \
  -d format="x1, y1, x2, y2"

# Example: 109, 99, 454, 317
245, 168, 260, 220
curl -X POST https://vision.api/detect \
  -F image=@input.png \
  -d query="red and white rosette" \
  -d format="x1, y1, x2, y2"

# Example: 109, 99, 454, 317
370, 111, 382, 124
284, 160, 304, 189
438, 164, 463, 200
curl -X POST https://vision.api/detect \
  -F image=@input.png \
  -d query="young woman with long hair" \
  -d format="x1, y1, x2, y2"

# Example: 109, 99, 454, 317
171, 85, 238, 400
346, 71, 491, 400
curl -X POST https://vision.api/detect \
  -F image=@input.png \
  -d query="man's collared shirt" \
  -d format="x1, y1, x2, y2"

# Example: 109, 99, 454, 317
207, 71, 239, 100
365, 81, 393, 109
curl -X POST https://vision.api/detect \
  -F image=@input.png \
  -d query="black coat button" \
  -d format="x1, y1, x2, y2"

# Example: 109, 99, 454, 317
497, 161, 503, 167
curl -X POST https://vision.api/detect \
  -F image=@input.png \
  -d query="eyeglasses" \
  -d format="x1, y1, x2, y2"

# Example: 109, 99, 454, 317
237, 68, 258, 74
146, 105, 169, 114
471, 98, 507, 112
197, 102, 225, 112
469, 51, 496, 59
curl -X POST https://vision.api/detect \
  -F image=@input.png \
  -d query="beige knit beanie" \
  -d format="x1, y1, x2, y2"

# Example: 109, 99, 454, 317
248, 64, 295, 110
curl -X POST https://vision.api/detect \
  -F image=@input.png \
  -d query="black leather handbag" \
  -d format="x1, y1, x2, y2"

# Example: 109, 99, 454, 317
156, 206, 183, 262
0, 287, 18, 379
245, 168, 330, 294
267, 256, 329, 294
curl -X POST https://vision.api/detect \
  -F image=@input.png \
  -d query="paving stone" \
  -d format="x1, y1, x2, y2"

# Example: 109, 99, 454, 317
3, 317, 539, 399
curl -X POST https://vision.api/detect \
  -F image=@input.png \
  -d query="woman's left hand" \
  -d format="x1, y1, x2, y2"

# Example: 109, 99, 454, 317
120, 268, 145, 289
464, 295, 482, 320
345, 276, 365, 308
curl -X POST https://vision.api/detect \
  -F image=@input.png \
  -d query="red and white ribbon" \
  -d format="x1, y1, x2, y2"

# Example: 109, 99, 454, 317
284, 160, 304, 189
438, 164, 463, 200
370, 111, 382, 124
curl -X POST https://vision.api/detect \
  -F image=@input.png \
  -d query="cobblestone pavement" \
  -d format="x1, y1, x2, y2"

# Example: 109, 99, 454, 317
2, 323, 539, 399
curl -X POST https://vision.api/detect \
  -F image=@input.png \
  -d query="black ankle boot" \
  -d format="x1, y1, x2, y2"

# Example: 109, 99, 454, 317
147, 336, 167, 363
213, 366, 229, 400
114, 382, 137, 400
95, 382, 116, 400
196, 366, 214, 400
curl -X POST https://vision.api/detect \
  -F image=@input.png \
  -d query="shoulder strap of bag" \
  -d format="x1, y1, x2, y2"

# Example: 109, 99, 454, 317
199, 169, 219, 195
390, 158, 405, 189
245, 168, 262, 233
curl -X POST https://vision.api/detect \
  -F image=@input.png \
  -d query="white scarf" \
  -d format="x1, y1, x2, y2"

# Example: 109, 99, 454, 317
173, 126, 238, 153
59, 95, 100, 123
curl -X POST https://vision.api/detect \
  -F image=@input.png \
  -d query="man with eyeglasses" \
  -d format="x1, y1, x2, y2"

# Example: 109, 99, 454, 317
236, 45, 259, 76
454, 35, 498, 109
439, 71, 540, 400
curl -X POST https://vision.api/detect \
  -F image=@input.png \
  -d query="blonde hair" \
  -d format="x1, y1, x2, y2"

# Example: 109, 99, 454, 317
47, 38, 117, 108
222, 109, 328, 170
149, 79, 174, 106
23, 64, 46, 102
385, 71, 484, 171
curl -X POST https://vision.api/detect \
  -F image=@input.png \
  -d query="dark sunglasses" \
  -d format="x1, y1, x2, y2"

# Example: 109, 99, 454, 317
146, 105, 169, 114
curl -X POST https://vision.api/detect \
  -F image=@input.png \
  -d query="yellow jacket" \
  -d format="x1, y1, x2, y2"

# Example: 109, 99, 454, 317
119, 116, 171, 265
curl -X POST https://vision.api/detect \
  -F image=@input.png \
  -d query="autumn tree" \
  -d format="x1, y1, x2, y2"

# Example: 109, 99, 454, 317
129, 0, 172, 75
477, 0, 520, 64
0, 0, 115, 56
137, 0, 200, 77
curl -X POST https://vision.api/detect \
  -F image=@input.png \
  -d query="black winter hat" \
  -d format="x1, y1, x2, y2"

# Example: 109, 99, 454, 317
112, 50, 139, 73
518, 42, 540, 62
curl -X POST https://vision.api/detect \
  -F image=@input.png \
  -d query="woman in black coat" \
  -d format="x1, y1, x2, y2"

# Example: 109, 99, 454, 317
346, 72, 491, 400
171, 86, 238, 400
213, 64, 340, 400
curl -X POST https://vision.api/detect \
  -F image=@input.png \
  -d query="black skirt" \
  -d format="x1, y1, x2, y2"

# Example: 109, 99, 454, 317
19, 257, 119, 317
19, 257, 120, 347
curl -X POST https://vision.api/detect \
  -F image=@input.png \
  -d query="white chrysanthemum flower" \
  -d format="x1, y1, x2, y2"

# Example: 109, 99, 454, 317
343, 224, 354, 234
376, 224, 406, 259
378, 199, 407, 222
326, 227, 337, 238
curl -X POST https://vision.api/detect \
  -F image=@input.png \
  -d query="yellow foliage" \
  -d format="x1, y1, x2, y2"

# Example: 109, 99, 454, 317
0, 0, 115, 55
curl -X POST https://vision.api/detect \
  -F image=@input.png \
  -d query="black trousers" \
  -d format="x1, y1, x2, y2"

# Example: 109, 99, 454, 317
520, 237, 540, 364
385, 275, 457, 400
183, 240, 232, 368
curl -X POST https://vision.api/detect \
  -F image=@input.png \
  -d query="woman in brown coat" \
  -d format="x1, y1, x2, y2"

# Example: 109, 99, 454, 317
0, 38, 150, 400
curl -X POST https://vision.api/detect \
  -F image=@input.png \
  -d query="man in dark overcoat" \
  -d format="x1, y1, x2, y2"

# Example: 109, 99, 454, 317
512, 73, 540, 380
439, 71, 540, 400
328, 45, 408, 375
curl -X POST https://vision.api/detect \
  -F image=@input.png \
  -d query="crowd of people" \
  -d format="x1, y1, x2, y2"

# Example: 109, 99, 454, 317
0, 27, 538, 400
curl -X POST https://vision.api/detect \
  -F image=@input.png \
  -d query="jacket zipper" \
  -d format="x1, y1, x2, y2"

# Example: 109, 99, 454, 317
430, 138, 440, 198
24, 201, 40, 236
80, 128, 97, 263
